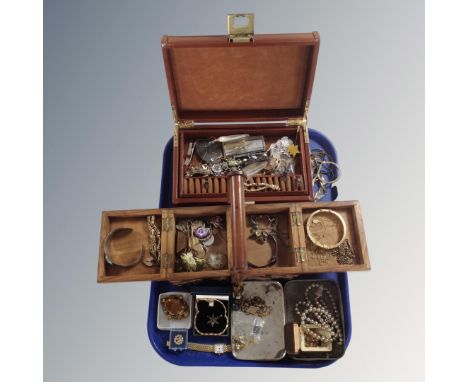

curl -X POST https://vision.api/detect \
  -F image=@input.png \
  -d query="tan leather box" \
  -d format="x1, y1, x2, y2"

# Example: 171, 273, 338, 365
162, 15, 320, 205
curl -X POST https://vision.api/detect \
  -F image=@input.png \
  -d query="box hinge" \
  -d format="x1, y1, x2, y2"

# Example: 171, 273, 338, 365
287, 100, 310, 143
176, 120, 195, 129
162, 215, 174, 232
160, 253, 170, 270
228, 14, 254, 43
295, 248, 307, 263
290, 211, 303, 226
172, 106, 194, 147
287, 117, 307, 127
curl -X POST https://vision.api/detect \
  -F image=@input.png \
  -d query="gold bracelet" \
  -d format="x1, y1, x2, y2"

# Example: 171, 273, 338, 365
244, 182, 280, 191
165, 341, 232, 354
306, 209, 346, 250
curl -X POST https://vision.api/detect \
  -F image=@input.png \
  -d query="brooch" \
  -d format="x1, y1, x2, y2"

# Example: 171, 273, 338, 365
160, 294, 190, 320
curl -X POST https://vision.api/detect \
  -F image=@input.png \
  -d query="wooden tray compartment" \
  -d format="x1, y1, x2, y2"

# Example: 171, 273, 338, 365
175, 125, 312, 204
98, 209, 165, 283
297, 201, 370, 273
243, 203, 303, 278
166, 205, 233, 282
97, 201, 370, 283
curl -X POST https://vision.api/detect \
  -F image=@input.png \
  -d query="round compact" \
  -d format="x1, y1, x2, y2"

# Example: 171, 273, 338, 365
306, 209, 346, 250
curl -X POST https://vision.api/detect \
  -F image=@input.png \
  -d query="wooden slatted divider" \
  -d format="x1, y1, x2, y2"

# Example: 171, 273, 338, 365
195, 178, 201, 194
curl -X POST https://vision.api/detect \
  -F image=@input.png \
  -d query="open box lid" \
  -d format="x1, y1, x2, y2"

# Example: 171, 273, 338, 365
162, 14, 320, 124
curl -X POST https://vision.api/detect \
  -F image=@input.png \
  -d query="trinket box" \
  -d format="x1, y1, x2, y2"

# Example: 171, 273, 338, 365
97, 200, 370, 283
162, 14, 320, 205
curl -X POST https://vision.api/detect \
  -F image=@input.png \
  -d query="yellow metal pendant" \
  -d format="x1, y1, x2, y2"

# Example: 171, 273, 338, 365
288, 144, 300, 157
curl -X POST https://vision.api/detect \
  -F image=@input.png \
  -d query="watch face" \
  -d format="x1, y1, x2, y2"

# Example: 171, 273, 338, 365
306, 209, 346, 249
214, 344, 225, 354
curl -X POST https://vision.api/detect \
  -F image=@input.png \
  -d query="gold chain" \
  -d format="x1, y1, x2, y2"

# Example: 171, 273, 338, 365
193, 299, 229, 336
244, 182, 280, 191
146, 215, 161, 266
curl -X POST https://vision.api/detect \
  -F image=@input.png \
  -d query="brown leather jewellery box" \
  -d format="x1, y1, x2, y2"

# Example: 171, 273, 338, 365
97, 14, 370, 287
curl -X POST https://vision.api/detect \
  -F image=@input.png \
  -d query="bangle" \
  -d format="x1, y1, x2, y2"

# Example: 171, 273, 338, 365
247, 215, 279, 268
306, 209, 346, 250
104, 228, 144, 267
248, 234, 278, 268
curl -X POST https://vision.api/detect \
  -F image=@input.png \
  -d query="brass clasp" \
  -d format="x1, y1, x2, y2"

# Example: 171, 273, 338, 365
227, 14, 254, 43
295, 248, 307, 263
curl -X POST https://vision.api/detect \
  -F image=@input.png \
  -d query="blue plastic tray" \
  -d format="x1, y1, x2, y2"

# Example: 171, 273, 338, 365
147, 129, 351, 368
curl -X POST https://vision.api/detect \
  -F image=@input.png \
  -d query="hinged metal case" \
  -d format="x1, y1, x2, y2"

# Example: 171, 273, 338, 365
161, 14, 320, 205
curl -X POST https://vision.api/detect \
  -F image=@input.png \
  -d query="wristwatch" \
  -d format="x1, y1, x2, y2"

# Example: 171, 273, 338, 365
166, 341, 232, 354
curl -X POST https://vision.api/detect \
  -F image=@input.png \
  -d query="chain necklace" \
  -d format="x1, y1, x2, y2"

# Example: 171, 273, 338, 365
144, 215, 161, 267
244, 181, 281, 192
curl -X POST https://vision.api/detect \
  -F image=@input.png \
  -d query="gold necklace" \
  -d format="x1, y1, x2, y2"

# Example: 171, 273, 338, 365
193, 299, 229, 336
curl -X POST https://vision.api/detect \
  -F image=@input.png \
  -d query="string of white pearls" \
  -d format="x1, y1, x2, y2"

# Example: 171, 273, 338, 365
294, 283, 343, 345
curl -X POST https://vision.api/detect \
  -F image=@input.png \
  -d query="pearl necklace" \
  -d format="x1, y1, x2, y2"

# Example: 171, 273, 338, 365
294, 283, 343, 345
